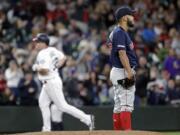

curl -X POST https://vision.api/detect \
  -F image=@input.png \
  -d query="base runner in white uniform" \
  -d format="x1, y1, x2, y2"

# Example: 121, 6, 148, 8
32, 33, 94, 131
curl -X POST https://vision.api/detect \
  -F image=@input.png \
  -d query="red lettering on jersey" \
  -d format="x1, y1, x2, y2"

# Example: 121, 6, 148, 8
109, 43, 112, 49
107, 42, 112, 49
130, 42, 134, 50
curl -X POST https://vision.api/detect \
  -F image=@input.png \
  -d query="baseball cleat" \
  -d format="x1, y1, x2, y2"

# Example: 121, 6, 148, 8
89, 115, 95, 131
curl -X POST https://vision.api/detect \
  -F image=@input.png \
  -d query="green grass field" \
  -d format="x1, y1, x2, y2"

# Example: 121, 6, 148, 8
164, 132, 180, 135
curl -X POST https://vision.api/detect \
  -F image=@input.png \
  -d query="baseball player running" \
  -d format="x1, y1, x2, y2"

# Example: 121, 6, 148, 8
108, 6, 138, 130
32, 33, 94, 131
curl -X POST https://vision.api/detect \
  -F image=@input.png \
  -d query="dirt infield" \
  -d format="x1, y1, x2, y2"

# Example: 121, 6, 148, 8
11, 130, 164, 135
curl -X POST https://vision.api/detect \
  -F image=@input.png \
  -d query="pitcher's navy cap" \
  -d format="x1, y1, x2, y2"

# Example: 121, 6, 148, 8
115, 6, 136, 21
32, 33, 50, 46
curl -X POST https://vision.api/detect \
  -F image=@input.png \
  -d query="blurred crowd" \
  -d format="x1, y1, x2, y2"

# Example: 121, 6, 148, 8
0, 0, 179, 107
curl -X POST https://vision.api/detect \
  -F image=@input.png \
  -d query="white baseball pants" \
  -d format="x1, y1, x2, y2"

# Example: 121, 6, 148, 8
110, 67, 135, 113
50, 104, 63, 123
38, 76, 91, 131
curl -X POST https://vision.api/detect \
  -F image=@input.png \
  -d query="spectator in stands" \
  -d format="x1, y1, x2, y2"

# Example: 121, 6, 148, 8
167, 78, 180, 106
163, 49, 180, 78
135, 56, 149, 106
72, 0, 89, 22
141, 21, 157, 51
18, 71, 38, 105
0, 43, 14, 70
97, 74, 111, 105
85, 71, 99, 105
0, 47, 6, 71
147, 67, 168, 105
0, 70, 16, 105
77, 80, 93, 105
2, 88, 16, 105
0, 70, 6, 104
5, 60, 23, 99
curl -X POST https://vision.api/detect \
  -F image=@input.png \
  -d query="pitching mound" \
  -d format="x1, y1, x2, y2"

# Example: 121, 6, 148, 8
12, 130, 164, 135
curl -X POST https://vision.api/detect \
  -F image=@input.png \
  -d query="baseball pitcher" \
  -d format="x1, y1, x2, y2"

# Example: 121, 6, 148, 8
108, 6, 138, 130
32, 33, 94, 131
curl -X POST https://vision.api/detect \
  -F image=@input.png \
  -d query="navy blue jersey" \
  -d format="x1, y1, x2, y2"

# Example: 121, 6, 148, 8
109, 26, 137, 68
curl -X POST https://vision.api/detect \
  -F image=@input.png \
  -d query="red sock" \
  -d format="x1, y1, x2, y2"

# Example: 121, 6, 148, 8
120, 111, 132, 130
113, 113, 121, 130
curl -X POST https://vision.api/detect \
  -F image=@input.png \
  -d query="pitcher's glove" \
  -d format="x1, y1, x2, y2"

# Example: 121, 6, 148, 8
117, 76, 135, 89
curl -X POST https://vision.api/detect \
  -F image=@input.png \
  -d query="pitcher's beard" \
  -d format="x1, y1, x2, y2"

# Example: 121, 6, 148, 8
127, 19, 134, 28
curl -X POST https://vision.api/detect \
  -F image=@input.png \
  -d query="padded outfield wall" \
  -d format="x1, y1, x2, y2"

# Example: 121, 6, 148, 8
0, 106, 180, 133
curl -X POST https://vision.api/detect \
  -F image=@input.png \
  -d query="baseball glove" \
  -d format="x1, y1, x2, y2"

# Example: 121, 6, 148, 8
117, 76, 135, 89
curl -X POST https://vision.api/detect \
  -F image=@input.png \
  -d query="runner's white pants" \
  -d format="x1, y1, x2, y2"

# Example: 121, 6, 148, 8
50, 104, 63, 123
38, 76, 91, 131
